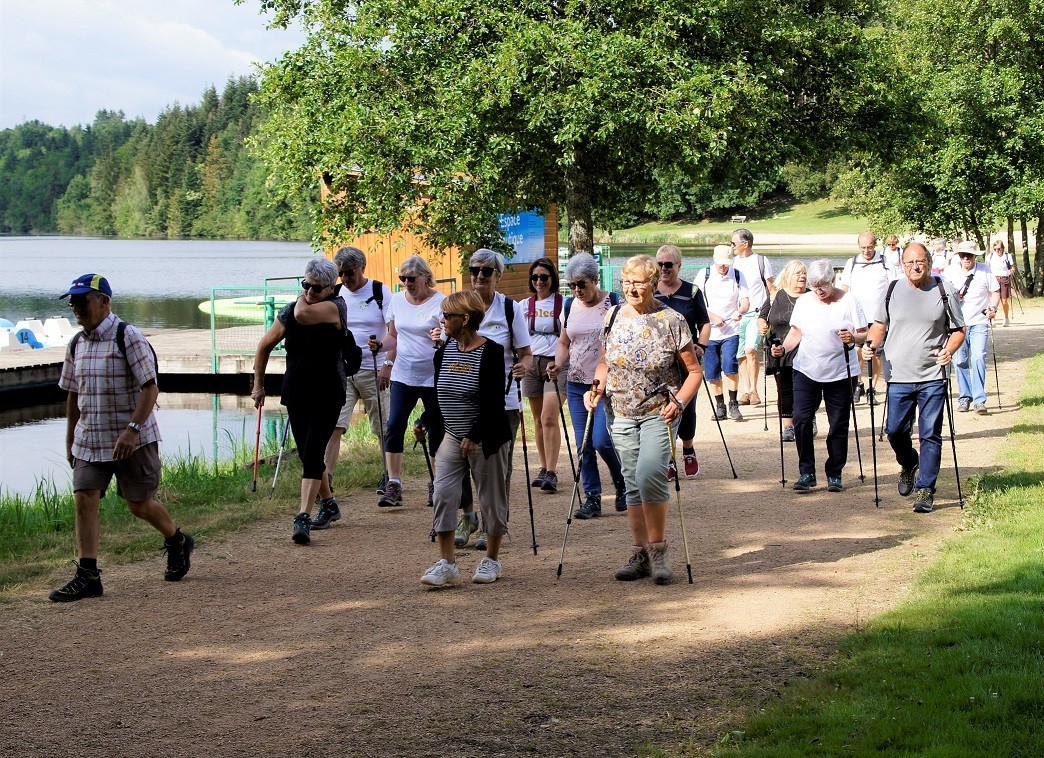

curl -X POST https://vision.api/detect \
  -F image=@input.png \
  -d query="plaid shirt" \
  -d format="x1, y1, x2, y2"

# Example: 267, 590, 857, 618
59, 312, 161, 462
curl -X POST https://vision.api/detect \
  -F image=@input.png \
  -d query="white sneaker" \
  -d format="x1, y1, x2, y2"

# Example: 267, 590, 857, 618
421, 559, 460, 587
472, 557, 502, 584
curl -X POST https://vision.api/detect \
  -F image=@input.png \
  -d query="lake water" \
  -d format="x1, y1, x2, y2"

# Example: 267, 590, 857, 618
0, 235, 853, 497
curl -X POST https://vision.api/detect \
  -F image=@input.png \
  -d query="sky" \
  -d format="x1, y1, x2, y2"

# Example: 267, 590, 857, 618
0, 0, 307, 130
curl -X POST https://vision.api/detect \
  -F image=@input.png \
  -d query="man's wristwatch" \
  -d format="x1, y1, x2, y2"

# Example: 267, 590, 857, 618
127, 422, 142, 433
383, 360, 394, 368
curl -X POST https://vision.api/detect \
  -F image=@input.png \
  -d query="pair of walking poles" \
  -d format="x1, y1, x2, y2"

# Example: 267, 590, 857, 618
555, 381, 695, 584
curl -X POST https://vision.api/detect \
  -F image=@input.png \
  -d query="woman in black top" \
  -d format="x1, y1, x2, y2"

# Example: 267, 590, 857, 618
252, 258, 349, 545
422, 291, 511, 587
758, 260, 807, 441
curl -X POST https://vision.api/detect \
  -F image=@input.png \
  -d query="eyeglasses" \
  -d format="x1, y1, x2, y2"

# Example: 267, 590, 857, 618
812, 284, 832, 293
338, 268, 356, 278
469, 266, 497, 278
657, 261, 675, 269
530, 274, 551, 283
621, 280, 652, 290
567, 280, 588, 290
902, 259, 929, 268
398, 275, 417, 283
301, 281, 327, 293
442, 312, 465, 320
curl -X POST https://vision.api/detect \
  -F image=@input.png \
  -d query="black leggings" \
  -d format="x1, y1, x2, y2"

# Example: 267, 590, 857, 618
287, 402, 341, 480
773, 367, 795, 419
678, 394, 697, 442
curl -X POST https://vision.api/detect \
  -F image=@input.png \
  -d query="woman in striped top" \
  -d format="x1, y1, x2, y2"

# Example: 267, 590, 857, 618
422, 291, 512, 587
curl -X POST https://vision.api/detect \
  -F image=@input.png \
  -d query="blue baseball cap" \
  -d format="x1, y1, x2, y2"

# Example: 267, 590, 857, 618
59, 273, 113, 299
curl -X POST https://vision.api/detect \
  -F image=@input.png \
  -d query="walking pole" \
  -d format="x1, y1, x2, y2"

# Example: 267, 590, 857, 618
866, 342, 880, 507
663, 392, 694, 584
843, 342, 865, 483
942, 361, 965, 508
556, 381, 598, 580
552, 375, 579, 484
270, 415, 291, 497
878, 389, 888, 441
251, 404, 263, 492
412, 419, 436, 499
763, 342, 769, 432
985, 312, 1002, 409
369, 335, 390, 487
1011, 273, 1025, 316
770, 338, 786, 488
515, 375, 539, 556
697, 356, 738, 478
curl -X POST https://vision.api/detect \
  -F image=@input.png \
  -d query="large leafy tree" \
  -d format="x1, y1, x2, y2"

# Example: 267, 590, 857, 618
252, 0, 885, 254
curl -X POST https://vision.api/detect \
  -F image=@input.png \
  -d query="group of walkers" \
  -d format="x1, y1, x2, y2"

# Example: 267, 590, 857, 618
48, 226, 1015, 601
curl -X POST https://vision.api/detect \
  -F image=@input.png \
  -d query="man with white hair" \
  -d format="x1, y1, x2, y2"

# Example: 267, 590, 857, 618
693, 245, 749, 421
944, 241, 999, 414
839, 231, 896, 402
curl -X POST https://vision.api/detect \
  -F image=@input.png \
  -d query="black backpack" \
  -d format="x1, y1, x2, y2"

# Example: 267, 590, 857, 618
70, 321, 158, 376
342, 328, 363, 376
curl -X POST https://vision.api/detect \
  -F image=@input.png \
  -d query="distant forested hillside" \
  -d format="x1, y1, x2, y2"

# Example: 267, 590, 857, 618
0, 77, 314, 240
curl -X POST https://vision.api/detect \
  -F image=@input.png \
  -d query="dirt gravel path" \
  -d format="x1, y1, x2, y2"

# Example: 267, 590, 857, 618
2, 304, 1040, 757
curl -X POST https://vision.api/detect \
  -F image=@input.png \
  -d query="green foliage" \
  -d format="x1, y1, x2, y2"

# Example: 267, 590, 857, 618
254, 0, 887, 254
0, 79, 315, 240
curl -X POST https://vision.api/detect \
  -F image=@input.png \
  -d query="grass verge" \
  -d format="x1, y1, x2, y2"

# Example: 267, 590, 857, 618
709, 353, 1044, 755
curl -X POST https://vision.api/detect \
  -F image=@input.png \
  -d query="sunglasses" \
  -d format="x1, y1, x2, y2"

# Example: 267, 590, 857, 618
657, 261, 675, 269
338, 268, 356, 278
567, 280, 588, 290
530, 274, 551, 283
399, 275, 417, 283
442, 312, 465, 320
301, 281, 328, 293
469, 266, 497, 278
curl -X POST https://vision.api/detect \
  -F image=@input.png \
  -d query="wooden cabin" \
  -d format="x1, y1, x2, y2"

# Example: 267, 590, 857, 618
319, 176, 559, 300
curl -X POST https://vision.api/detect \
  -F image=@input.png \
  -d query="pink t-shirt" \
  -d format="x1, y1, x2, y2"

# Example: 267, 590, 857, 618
565, 293, 614, 384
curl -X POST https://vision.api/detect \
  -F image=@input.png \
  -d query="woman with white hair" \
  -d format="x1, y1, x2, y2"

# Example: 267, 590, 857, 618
770, 259, 866, 493
380, 255, 445, 507
758, 259, 808, 442
251, 257, 349, 545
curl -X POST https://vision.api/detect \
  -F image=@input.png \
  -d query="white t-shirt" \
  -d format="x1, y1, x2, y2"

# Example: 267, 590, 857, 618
693, 267, 749, 340
520, 294, 563, 357
388, 290, 445, 386
944, 263, 998, 327
732, 253, 773, 311
790, 291, 866, 383
338, 279, 393, 369
987, 251, 1014, 278
478, 292, 532, 411
883, 246, 902, 269
839, 253, 896, 327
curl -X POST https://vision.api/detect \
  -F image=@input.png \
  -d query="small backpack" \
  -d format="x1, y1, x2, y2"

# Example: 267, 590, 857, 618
70, 321, 158, 376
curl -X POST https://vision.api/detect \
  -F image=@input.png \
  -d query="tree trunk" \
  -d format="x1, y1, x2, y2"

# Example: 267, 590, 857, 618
1006, 217, 1016, 264
1033, 214, 1043, 297
1020, 217, 1032, 289
563, 157, 594, 256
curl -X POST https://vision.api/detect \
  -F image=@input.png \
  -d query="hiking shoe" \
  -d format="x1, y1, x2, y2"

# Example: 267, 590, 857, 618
974, 402, 989, 416
793, 473, 817, 492
474, 531, 488, 551
615, 546, 651, 581
614, 478, 627, 511
575, 493, 601, 520
421, 559, 460, 587
163, 529, 194, 581
648, 542, 674, 585
714, 398, 727, 420
738, 392, 751, 406
473, 557, 502, 584
375, 473, 388, 495
311, 498, 341, 529
49, 563, 103, 602
541, 471, 559, 493
957, 397, 971, 413
378, 480, 403, 508
666, 461, 677, 481
782, 425, 795, 442
530, 467, 548, 488
292, 512, 311, 544
827, 476, 844, 493
749, 391, 761, 406
898, 464, 918, 497
454, 513, 478, 547
683, 452, 700, 478
913, 489, 934, 513
854, 384, 865, 403
866, 388, 877, 406
729, 401, 744, 421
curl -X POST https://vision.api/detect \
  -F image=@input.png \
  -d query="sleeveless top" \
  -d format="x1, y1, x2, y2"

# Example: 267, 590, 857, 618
278, 299, 348, 408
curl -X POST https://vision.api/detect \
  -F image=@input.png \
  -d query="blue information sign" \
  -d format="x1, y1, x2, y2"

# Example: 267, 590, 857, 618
498, 210, 545, 264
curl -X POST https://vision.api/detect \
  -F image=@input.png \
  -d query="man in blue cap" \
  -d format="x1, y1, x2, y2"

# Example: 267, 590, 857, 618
50, 274, 194, 601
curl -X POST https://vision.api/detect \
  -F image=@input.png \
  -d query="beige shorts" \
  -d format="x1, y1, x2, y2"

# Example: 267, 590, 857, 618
336, 370, 390, 435
521, 354, 567, 398
73, 442, 161, 503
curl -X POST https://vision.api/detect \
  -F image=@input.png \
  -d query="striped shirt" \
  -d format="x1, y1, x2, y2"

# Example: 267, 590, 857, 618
436, 340, 486, 440
59, 312, 161, 462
